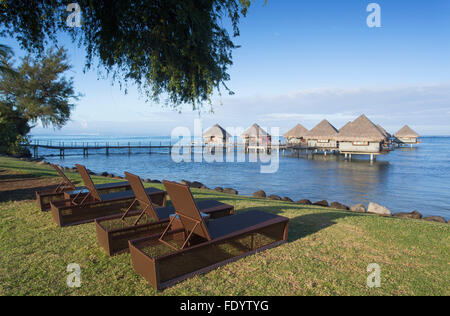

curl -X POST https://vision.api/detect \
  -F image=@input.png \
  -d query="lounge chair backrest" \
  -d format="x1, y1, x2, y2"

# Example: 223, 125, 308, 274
162, 180, 211, 241
124, 172, 159, 220
75, 164, 102, 202
51, 164, 76, 189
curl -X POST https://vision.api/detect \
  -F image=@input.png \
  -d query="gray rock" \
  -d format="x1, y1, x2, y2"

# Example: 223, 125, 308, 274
423, 216, 447, 223
268, 195, 281, 201
144, 179, 151, 183
394, 210, 423, 220
253, 190, 267, 198
200, 185, 210, 190
367, 202, 392, 216
214, 187, 224, 192
189, 181, 204, 189
350, 204, 367, 213
180, 180, 191, 186
330, 202, 349, 210
297, 199, 312, 205
101, 172, 109, 177
223, 188, 238, 195
313, 200, 329, 207
282, 197, 294, 202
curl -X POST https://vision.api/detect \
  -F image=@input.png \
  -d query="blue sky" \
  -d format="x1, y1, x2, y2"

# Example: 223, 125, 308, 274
3, 0, 450, 136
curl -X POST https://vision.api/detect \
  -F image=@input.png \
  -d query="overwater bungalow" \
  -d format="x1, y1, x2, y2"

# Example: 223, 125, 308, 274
203, 124, 231, 145
304, 119, 339, 150
376, 124, 391, 140
336, 115, 386, 160
394, 125, 420, 146
241, 124, 271, 150
283, 123, 309, 146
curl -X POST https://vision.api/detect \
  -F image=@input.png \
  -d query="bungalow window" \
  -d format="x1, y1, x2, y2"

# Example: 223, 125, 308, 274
352, 141, 369, 146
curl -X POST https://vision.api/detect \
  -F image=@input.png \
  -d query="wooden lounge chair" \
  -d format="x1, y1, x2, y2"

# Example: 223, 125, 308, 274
49, 165, 166, 227
95, 172, 234, 256
129, 180, 289, 290
36, 164, 131, 211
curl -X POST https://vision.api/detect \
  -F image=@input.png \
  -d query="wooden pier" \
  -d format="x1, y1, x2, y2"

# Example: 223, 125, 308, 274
28, 141, 178, 158
26, 140, 285, 158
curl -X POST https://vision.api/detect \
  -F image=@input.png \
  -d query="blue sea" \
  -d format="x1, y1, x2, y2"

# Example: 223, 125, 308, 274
32, 135, 450, 220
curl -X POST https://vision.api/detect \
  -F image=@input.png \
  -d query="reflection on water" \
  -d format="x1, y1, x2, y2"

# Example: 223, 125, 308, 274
38, 136, 450, 219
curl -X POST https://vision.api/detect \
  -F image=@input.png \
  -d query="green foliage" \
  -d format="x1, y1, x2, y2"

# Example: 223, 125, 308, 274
0, 119, 30, 156
0, 46, 79, 155
0, 44, 16, 76
0, 47, 80, 128
0, 0, 255, 110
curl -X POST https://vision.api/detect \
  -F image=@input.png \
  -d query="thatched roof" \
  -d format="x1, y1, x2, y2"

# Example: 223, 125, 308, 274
203, 124, 231, 138
336, 115, 385, 142
241, 124, 270, 138
283, 124, 309, 138
305, 120, 339, 140
394, 125, 419, 138
376, 124, 391, 138
339, 122, 353, 132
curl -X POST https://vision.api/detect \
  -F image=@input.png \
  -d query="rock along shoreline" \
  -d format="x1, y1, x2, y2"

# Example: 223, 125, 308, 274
31, 158, 449, 225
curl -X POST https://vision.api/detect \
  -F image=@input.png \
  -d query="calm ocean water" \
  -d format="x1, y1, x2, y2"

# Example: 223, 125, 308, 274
33, 135, 450, 220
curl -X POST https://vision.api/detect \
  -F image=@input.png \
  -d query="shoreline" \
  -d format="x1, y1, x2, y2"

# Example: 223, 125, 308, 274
23, 155, 447, 224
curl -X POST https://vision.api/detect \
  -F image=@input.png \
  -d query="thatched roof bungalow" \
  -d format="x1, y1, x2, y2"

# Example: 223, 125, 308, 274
376, 124, 391, 140
241, 124, 271, 146
283, 124, 309, 145
203, 124, 231, 145
394, 125, 420, 145
336, 115, 386, 153
304, 119, 339, 149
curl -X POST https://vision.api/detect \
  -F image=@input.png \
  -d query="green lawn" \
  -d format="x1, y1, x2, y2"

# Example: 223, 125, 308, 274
0, 156, 448, 296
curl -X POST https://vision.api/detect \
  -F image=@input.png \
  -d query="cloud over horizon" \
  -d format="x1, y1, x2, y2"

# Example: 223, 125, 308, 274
32, 82, 450, 136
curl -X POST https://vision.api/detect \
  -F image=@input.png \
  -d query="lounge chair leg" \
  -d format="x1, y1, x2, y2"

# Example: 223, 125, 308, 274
79, 191, 91, 206
159, 217, 201, 251
72, 189, 90, 206
55, 180, 65, 193
120, 199, 138, 224
158, 216, 178, 250
180, 222, 200, 249
132, 204, 151, 226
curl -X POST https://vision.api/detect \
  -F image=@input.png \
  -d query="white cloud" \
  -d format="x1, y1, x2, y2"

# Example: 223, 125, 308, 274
32, 82, 450, 136
258, 112, 356, 122
210, 82, 450, 134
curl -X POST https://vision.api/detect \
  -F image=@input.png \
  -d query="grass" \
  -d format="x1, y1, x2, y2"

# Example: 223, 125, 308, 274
0, 156, 448, 296
99, 215, 157, 231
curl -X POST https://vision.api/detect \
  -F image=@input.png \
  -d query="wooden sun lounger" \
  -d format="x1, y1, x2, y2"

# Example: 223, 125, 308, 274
50, 165, 166, 227
35, 164, 131, 211
95, 172, 234, 256
129, 180, 289, 290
